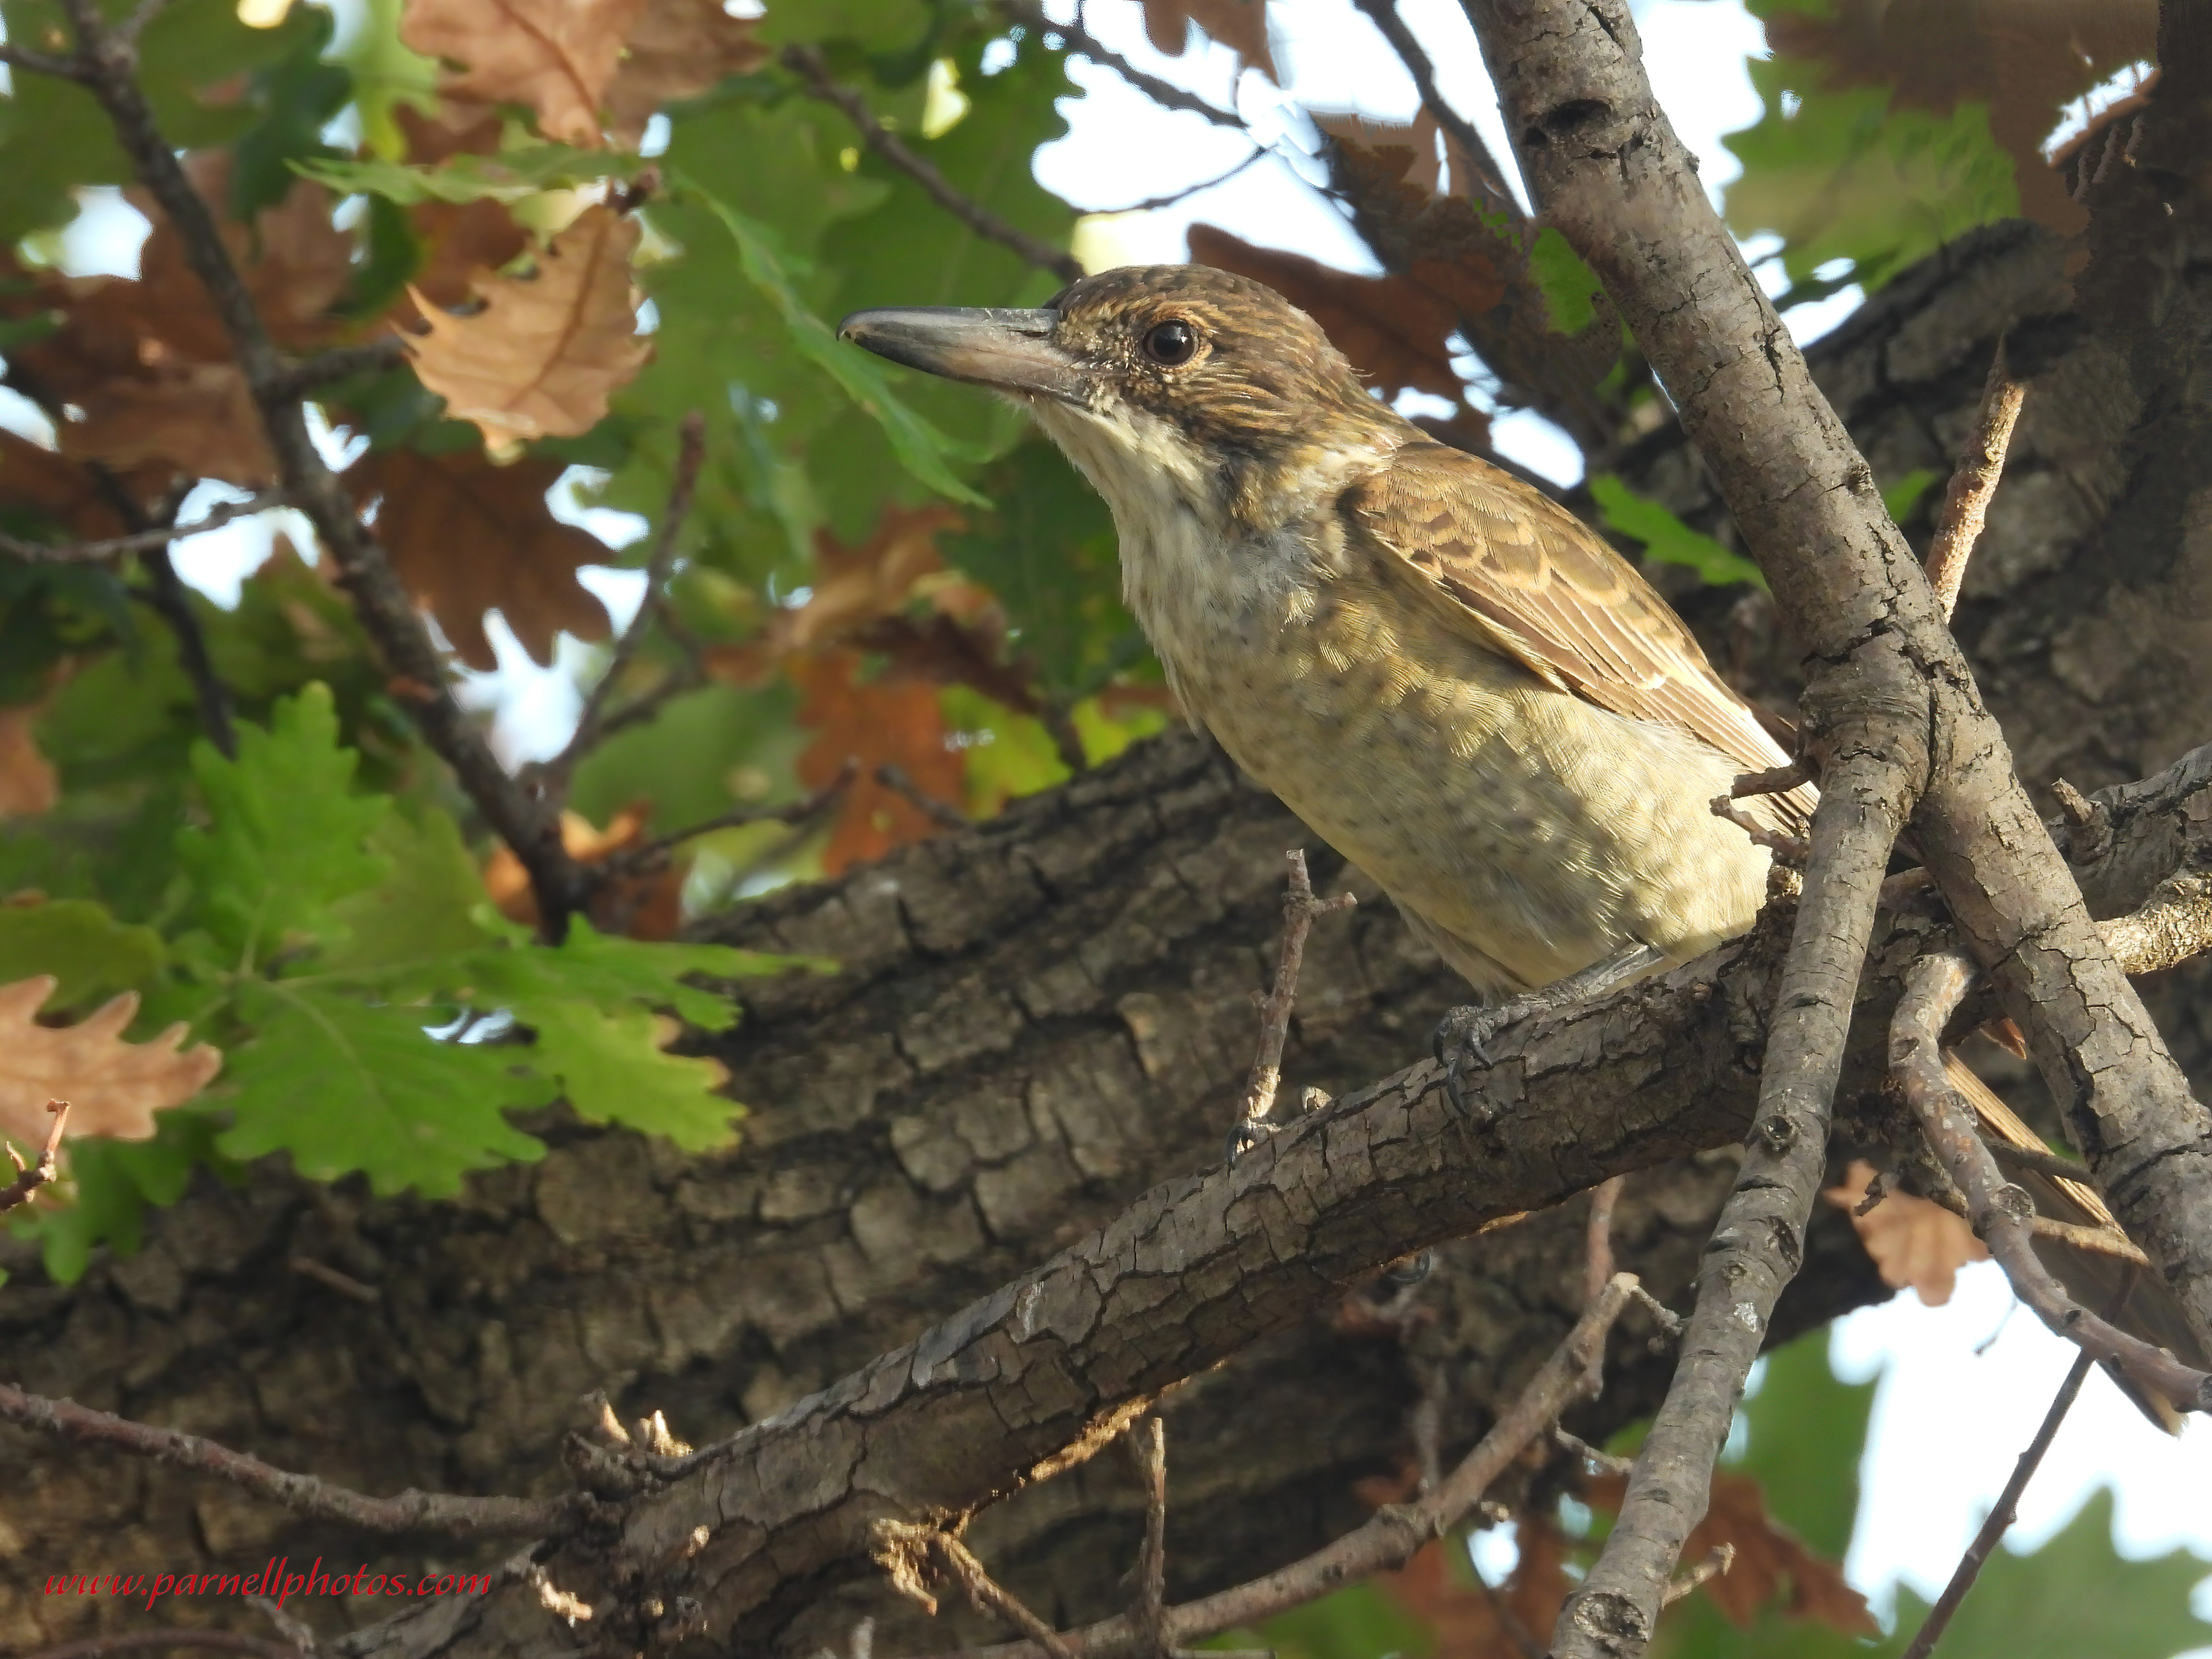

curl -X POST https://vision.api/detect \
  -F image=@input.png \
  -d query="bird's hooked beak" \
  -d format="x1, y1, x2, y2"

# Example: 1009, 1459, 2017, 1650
837, 307, 1088, 404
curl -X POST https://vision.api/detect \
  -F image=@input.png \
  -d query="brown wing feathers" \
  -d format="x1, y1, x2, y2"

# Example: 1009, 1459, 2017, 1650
1349, 442, 1816, 831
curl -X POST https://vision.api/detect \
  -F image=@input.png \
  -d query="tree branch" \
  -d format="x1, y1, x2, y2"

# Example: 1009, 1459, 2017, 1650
1346, 0, 1517, 218
0, 491, 288, 564
1001, 1, 1246, 130
1230, 850, 1356, 1150
781, 45, 1084, 284
1923, 339, 2027, 619
0, 1099, 69, 1216
49, 0, 589, 937
0, 1382, 580, 1537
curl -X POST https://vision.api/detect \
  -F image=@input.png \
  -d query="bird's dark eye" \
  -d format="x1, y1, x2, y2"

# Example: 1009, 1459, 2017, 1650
1142, 320, 1199, 366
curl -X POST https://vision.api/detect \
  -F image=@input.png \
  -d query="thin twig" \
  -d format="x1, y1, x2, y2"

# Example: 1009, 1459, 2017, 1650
1658, 1545, 1734, 1609
538, 411, 707, 796
0, 1382, 576, 1536
0, 41, 89, 78
1897, 1348, 2094, 1659
878, 762, 970, 830
268, 338, 410, 398
1130, 1418, 1168, 1659
50, 0, 588, 935
1091, 147, 1271, 216
1582, 1174, 1627, 1391
1923, 340, 2026, 620
875, 1523, 1081, 1659
782, 45, 1083, 283
24, 1635, 301, 1659
116, 0, 174, 45
1708, 795, 1810, 862
1729, 761, 1812, 801
0, 491, 289, 563
0, 1099, 70, 1216
1231, 851, 1357, 1150
1002, 0, 1245, 130
901, 1275, 1643, 1659
1554, 1425, 1633, 1477
1892, 950, 2211, 1413
597, 762, 857, 878
1984, 1140, 2091, 1185
1345, 0, 1517, 217
289, 1254, 381, 1303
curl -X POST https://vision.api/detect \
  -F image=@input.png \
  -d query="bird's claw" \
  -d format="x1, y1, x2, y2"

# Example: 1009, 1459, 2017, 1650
1432, 1003, 1512, 1124
1224, 1118, 1273, 1163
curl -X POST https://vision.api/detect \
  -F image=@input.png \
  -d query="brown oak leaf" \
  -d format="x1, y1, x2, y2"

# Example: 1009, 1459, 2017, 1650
1188, 225, 1500, 403
0, 706, 58, 817
1584, 1470, 1878, 1635
603, 0, 768, 147
1823, 1156, 1989, 1306
791, 649, 966, 876
0, 977, 222, 1146
404, 204, 652, 447
400, 0, 651, 147
1376, 1523, 1573, 1659
1141, 0, 1276, 80
346, 446, 613, 670
0, 430, 129, 540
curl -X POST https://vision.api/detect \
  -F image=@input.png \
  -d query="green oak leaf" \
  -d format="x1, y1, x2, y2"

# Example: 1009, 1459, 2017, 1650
218, 982, 553, 1196
175, 683, 392, 965
521, 998, 740, 1150
1588, 475, 1768, 590
1529, 226, 1606, 337
7, 1110, 226, 1285
321, 808, 502, 978
0, 897, 165, 1010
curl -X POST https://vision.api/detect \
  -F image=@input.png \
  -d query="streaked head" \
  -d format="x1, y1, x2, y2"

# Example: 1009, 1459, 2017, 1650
838, 265, 1406, 531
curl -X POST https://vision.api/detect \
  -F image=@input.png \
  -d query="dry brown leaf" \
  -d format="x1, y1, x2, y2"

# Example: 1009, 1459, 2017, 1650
780, 504, 962, 652
1189, 225, 1499, 402
400, 0, 651, 147
132, 156, 354, 355
346, 445, 613, 670
0, 430, 130, 540
1375, 1524, 1572, 1659
0, 707, 58, 817
1823, 1156, 1988, 1306
1764, 0, 2155, 236
405, 204, 652, 447
483, 804, 682, 938
602, 0, 767, 147
60, 361, 276, 488
406, 199, 534, 318
0, 977, 222, 1146
1141, 0, 1276, 80
393, 98, 510, 166
792, 649, 966, 875
1585, 1471, 1878, 1636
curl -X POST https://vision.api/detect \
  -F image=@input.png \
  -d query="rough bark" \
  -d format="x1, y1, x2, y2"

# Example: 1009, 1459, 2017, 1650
9, 227, 2212, 1658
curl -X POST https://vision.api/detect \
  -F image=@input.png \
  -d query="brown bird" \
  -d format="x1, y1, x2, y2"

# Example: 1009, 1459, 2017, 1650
840, 267, 2200, 1419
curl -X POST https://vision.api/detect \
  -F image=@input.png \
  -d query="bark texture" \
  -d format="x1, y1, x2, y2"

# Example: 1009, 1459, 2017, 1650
8, 224, 2212, 1657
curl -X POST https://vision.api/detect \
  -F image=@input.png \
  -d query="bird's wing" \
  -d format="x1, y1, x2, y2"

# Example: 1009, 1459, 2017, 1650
1345, 439, 1812, 828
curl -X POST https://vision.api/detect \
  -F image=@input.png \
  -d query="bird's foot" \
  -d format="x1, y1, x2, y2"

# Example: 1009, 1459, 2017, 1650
1430, 942, 1671, 1123
1225, 1086, 1335, 1162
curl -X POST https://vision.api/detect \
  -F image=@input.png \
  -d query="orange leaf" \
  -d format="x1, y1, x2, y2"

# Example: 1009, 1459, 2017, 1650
0, 977, 221, 1146
1823, 1157, 1988, 1306
346, 446, 613, 671
132, 156, 355, 354
778, 504, 963, 653
401, 0, 651, 148
482, 805, 682, 938
1375, 1526, 1572, 1659
1583, 1471, 1878, 1636
602, 0, 768, 147
59, 361, 276, 489
404, 205, 652, 446
792, 650, 965, 875
1140, 0, 1276, 80
1189, 225, 1500, 403
0, 706, 58, 817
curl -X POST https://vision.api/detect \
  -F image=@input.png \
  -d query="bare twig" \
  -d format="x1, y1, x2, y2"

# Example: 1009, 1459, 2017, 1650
1728, 761, 1812, 801
875, 1523, 1081, 1659
0, 41, 89, 78
1230, 851, 1357, 1150
1984, 1140, 2091, 1185
1892, 950, 2211, 1414
24, 1634, 301, 1659
1346, 0, 1517, 216
2099, 866, 2212, 976
1708, 794, 1810, 861
537, 411, 708, 796
1002, 0, 1246, 130
597, 762, 857, 878
0, 491, 289, 564
1897, 1348, 2094, 1659
1923, 340, 2027, 620
1659, 1545, 1734, 1609
878, 762, 970, 830
289, 1254, 381, 1303
50, 0, 588, 934
1554, 1425, 1633, 1477
246, 1595, 318, 1656
782, 45, 1083, 284
0, 1382, 577, 1536
1091, 146, 1272, 216
1582, 1174, 1626, 1390
1130, 1418, 1168, 1659
269, 338, 410, 398
0, 1099, 70, 1216
907, 1274, 1643, 1659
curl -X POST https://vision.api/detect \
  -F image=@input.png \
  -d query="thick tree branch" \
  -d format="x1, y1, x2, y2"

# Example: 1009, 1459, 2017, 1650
49, 0, 589, 936
781, 46, 1084, 284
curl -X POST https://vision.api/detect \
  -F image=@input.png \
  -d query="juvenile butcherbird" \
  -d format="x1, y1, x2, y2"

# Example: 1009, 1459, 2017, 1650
842, 265, 1815, 1072
841, 264, 2211, 1425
